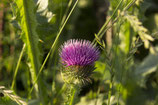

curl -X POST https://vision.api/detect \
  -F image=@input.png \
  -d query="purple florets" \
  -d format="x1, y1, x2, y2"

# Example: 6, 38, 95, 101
60, 39, 100, 66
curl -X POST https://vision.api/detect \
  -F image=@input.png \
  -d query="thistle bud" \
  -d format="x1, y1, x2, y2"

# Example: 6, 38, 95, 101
59, 39, 100, 85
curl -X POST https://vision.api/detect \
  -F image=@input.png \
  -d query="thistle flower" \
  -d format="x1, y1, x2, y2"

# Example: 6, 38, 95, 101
60, 39, 99, 66
59, 39, 100, 85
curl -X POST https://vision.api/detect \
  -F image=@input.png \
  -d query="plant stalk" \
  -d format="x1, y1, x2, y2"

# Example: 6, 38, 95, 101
69, 87, 76, 105
107, 73, 114, 105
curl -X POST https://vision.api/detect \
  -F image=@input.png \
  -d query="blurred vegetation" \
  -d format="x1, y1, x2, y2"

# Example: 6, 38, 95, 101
0, 0, 158, 105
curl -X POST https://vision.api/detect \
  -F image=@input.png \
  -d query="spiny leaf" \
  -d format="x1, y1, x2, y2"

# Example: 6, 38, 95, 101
12, 0, 48, 104
13, 0, 40, 91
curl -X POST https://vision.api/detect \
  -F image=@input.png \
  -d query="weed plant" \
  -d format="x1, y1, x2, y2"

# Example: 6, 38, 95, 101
0, 0, 158, 105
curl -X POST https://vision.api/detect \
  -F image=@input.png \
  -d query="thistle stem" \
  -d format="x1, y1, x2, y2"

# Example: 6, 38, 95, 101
65, 84, 79, 105
69, 88, 76, 105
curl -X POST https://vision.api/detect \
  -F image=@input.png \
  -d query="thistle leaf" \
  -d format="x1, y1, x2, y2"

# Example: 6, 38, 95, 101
13, 0, 40, 89
12, 0, 48, 104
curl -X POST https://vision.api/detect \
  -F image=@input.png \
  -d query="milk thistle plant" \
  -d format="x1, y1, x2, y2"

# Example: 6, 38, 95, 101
59, 39, 100, 105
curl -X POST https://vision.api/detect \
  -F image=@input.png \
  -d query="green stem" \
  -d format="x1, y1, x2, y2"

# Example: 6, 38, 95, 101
93, 0, 123, 44
11, 44, 25, 90
65, 84, 77, 105
60, 0, 73, 26
123, 0, 137, 11
105, 1, 124, 104
93, 0, 137, 44
107, 16, 122, 105
69, 88, 76, 105
107, 73, 114, 105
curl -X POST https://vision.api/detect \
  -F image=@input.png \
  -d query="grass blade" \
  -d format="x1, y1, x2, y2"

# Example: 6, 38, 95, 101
11, 44, 26, 90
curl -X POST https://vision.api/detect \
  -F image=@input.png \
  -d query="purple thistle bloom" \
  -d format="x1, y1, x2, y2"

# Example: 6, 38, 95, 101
59, 39, 100, 66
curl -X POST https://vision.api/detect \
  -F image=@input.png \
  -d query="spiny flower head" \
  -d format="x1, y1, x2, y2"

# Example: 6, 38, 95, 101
59, 39, 100, 85
59, 39, 100, 66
